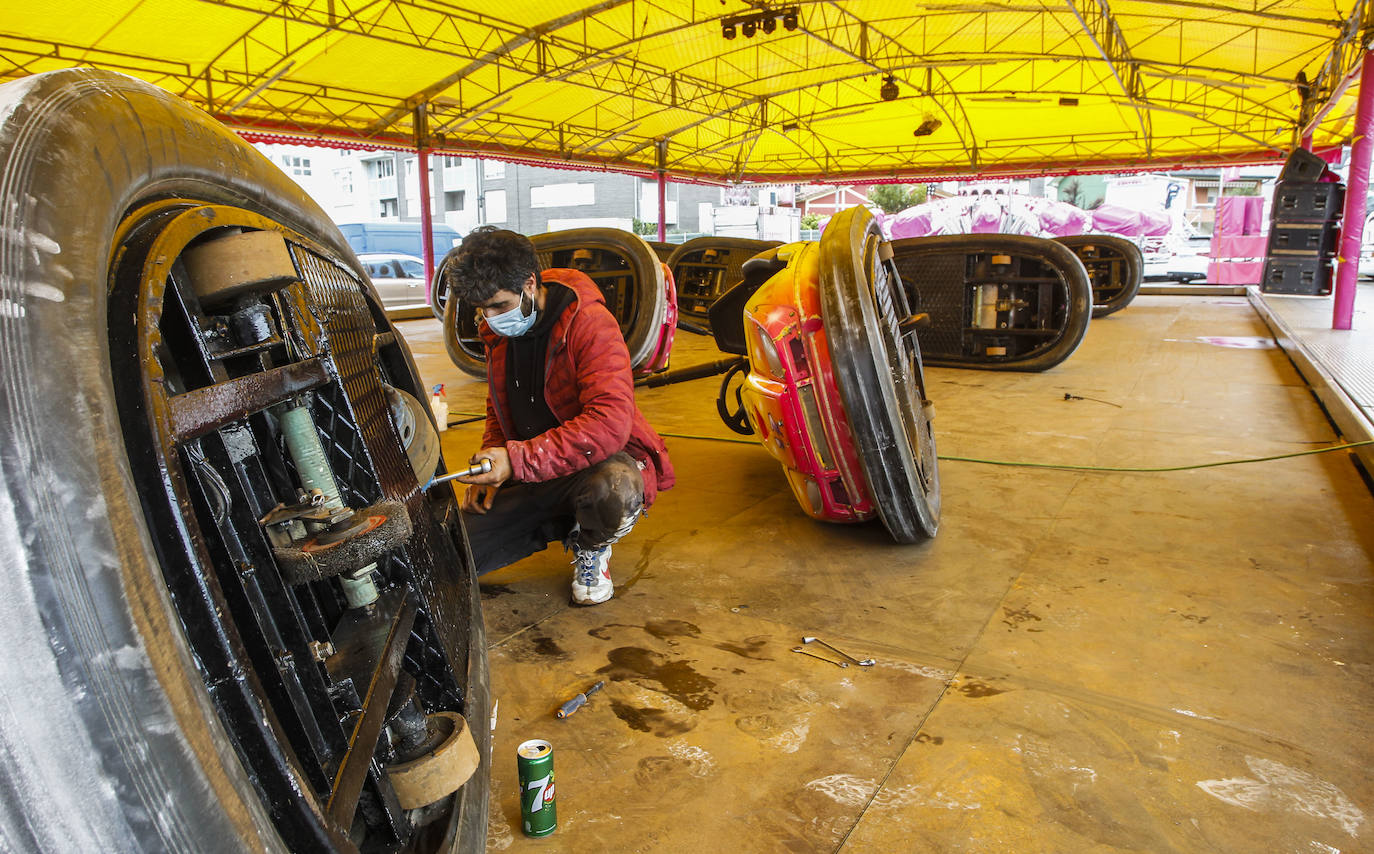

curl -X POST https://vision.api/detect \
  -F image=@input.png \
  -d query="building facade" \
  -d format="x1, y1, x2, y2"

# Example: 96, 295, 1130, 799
255, 143, 726, 238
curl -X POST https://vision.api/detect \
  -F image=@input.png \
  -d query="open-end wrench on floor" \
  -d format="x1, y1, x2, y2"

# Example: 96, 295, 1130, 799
792, 646, 847, 668
803, 637, 875, 666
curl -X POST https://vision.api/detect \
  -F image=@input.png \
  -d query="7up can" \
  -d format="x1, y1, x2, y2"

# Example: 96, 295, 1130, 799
517, 739, 557, 837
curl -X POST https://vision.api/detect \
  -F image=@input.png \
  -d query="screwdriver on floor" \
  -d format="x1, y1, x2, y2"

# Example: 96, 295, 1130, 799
556, 681, 605, 719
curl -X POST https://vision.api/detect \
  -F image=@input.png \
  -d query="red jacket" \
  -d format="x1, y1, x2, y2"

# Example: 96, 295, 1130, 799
480, 268, 675, 505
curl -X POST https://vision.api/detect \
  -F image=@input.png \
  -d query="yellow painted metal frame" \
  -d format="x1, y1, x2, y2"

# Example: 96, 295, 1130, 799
1, 0, 1370, 181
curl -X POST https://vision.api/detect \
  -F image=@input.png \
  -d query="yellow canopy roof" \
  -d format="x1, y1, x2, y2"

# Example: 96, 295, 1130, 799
1, 0, 1369, 182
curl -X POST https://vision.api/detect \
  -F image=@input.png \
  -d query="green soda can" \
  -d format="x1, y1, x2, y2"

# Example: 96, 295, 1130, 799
517, 739, 557, 837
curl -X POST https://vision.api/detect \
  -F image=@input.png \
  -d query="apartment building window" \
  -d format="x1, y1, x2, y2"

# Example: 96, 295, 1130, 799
483, 159, 505, 179
334, 168, 353, 194
281, 155, 311, 176
485, 190, 507, 222
445, 190, 465, 212
530, 183, 595, 208
373, 158, 395, 179
442, 155, 463, 168
379, 198, 398, 218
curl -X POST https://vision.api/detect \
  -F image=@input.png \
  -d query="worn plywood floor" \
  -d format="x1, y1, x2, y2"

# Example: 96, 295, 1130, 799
397, 294, 1374, 853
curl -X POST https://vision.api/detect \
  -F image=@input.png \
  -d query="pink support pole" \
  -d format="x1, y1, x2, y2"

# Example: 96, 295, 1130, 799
417, 147, 436, 304
1334, 49, 1374, 330
657, 171, 667, 243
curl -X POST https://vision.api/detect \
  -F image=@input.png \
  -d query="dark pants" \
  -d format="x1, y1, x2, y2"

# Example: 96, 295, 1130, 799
462, 452, 645, 575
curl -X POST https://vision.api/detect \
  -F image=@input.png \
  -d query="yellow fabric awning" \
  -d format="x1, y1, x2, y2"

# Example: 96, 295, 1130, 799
1, 0, 1369, 182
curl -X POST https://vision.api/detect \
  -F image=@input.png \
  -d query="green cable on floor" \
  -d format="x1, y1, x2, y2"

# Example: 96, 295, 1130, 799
655, 431, 1374, 473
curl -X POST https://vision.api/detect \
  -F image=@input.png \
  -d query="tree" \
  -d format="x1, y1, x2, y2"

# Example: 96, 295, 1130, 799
631, 217, 658, 236
800, 213, 821, 230
867, 184, 928, 214
1057, 177, 1085, 207
1057, 178, 1104, 210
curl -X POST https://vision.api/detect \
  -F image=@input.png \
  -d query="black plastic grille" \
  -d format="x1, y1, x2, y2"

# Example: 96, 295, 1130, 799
291, 245, 468, 710
896, 254, 965, 357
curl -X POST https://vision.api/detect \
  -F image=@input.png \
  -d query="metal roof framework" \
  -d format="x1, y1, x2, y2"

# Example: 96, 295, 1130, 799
2, 0, 1373, 183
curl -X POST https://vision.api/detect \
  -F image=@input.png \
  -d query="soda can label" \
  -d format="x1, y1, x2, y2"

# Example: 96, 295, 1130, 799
517, 739, 556, 837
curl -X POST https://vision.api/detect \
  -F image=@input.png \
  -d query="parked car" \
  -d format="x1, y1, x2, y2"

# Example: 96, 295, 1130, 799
338, 221, 462, 268
359, 252, 428, 309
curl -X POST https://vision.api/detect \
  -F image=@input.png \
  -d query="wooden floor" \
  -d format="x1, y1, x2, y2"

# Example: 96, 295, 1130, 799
398, 294, 1374, 853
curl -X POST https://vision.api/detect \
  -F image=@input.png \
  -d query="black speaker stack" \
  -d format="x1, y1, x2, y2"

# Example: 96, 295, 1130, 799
1262, 149, 1344, 296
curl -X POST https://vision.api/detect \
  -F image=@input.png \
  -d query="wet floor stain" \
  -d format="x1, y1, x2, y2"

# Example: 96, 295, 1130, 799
714, 635, 772, 660
615, 535, 665, 596
530, 635, 566, 656
1169, 609, 1211, 624
480, 583, 518, 597
588, 619, 701, 641
504, 633, 570, 663
597, 647, 716, 711
645, 619, 702, 639
1002, 606, 1044, 631
957, 680, 1005, 698
634, 755, 681, 785
734, 714, 777, 737
611, 700, 696, 737
914, 732, 945, 745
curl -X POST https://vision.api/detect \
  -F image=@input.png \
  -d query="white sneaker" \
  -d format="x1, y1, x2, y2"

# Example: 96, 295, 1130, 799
570, 546, 614, 605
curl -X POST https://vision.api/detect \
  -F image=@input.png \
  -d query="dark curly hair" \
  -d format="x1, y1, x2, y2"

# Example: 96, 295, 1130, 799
445, 226, 540, 304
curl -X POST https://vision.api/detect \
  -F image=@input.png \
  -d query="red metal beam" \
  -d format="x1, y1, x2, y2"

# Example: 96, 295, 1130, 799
227, 115, 1321, 186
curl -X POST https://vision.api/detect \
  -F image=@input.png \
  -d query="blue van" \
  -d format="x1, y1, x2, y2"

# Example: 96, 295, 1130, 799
337, 222, 463, 267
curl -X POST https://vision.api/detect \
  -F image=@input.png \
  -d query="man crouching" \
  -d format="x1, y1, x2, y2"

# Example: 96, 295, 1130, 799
447, 226, 674, 605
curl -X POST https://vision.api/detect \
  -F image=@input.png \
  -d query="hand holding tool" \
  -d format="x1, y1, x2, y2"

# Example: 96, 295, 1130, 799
556, 681, 605, 718
424, 458, 493, 490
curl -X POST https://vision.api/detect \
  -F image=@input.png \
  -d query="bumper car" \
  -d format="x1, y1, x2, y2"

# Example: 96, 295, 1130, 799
1055, 234, 1144, 318
438, 228, 675, 378
0, 69, 486, 852
667, 237, 781, 328
648, 240, 676, 263
888, 234, 1093, 372
706, 207, 940, 543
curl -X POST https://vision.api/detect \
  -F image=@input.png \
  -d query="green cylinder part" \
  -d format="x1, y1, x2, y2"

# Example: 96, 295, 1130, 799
279, 399, 343, 511
340, 564, 380, 609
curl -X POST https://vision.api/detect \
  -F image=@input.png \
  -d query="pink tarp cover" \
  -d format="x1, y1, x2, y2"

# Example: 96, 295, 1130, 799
887, 195, 1091, 239
1031, 198, 1093, 236
1208, 260, 1264, 284
969, 198, 1004, 233
1212, 235, 1267, 258
883, 195, 1168, 241
1139, 209, 1172, 237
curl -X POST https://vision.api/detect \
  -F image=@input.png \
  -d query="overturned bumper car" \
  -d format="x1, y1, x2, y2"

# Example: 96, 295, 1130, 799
887, 234, 1094, 372
667, 236, 781, 329
0, 69, 486, 852
706, 207, 940, 543
1055, 233, 1144, 318
438, 228, 676, 378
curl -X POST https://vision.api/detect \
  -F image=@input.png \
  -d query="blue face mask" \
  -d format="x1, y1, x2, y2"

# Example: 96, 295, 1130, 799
485, 290, 538, 337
